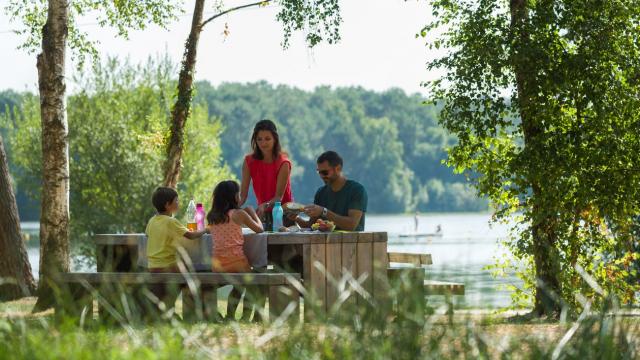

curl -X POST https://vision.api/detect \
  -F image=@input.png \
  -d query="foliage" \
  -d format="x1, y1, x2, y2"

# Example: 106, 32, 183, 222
195, 81, 488, 213
275, 0, 342, 48
0, 91, 39, 220
0, 278, 638, 359
4, 56, 232, 247
5, 0, 182, 67
424, 0, 640, 310
2, 81, 488, 217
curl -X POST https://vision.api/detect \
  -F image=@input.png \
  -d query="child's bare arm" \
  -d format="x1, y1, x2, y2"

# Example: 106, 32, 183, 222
243, 206, 261, 224
232, 209, 263, 233
183, 227, 208, 240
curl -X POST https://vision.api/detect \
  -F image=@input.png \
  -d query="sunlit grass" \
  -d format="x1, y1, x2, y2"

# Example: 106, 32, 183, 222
1, 275, 639, 360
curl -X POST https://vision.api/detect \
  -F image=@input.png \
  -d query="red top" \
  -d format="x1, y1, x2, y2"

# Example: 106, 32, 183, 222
245, 153, 293, 206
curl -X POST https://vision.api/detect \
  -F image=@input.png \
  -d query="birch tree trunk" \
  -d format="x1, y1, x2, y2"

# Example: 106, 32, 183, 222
163, 0, 205, 187
33, 0, 70, 312
0, 134, 37, 301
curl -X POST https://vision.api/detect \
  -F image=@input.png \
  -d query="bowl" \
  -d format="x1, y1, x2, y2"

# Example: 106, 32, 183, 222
311, 220, 336, 232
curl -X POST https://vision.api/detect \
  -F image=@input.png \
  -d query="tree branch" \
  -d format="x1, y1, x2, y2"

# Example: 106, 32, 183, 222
201, 1, 271, 29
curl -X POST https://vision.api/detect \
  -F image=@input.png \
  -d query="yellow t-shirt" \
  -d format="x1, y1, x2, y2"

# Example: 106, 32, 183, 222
145, 214, 188, 269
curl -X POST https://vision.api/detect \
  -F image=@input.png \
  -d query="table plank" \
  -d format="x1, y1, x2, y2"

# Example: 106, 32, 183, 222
325, 233, 342, 313
94, 231, 389, 321
95, 234, 143, 246
372, 241, 390, 308
266, 233, 325, 245
340, 232, 359, 243
356, 233, 374, 306
95, 232, 391, 245
307, 243, 327, 319
373, 232, 388, 243
341, 241, 358, 311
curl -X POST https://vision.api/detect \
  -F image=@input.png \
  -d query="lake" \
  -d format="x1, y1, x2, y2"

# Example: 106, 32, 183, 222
22, 213, 521, 309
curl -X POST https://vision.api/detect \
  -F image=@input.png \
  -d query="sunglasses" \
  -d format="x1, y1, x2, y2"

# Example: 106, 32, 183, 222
317, 169, 330, 176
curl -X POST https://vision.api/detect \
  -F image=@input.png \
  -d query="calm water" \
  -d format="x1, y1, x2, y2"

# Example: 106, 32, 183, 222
367, 213, 519, 308
23, 213, 520, 308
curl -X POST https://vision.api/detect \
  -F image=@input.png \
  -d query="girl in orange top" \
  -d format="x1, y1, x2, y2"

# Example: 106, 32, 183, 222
207, 180, 263, 320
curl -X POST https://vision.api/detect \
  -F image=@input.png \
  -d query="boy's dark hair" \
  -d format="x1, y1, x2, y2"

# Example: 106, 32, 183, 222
207, 180, 241, 225
317, 151, 343, 168
152, 187, 178, 213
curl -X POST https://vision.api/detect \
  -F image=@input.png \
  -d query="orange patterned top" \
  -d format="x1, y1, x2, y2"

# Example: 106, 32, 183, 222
210, 210, 250, 272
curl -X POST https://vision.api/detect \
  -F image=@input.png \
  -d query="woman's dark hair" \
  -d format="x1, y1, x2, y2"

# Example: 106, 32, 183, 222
152, 187, 178, 213
207, 180, 240, 225
251, 119, 281, 160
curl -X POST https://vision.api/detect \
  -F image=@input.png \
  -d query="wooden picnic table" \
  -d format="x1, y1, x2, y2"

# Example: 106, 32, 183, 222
94, 231, 389, 317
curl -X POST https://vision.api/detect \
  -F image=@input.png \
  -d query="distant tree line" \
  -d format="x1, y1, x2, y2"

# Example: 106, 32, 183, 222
0, 74, 488, 221
195, 81, 488, 213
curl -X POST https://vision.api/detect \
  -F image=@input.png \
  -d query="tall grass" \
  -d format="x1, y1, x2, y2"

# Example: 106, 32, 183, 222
0, 271, 638, 359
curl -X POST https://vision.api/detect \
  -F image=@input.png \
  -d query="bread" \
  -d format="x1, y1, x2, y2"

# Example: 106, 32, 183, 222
283, 202, 305, 211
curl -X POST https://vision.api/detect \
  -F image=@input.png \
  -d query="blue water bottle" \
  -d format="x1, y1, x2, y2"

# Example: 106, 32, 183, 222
272, 201, 283, 231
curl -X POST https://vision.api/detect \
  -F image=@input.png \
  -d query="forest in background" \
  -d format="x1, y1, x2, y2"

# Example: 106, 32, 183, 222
0, 78, 487, 222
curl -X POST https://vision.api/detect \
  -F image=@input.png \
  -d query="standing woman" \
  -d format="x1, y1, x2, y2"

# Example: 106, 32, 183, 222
240, 119, 293, 228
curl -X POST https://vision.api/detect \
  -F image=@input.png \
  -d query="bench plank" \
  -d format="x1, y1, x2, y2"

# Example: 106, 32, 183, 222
387, 252, 433, 266
423, 280, 465, 295
59, 272, 299, 285
55, 272, 301, 324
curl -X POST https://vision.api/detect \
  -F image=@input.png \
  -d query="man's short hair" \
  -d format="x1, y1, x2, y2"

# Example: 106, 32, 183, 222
152, 187, 178, 213
317, 151, 343, 167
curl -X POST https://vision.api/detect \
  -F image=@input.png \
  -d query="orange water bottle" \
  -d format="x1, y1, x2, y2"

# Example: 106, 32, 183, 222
186, 199, 197, 231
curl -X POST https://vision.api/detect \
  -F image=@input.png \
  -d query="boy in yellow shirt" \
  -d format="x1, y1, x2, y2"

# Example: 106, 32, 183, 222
146, 187, 207, 272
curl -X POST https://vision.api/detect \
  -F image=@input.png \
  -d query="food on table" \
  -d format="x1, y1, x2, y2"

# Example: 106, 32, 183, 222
283, 202, 305, 211
311, 219, 335, 232
283, 202, 307, 218
277, 225, 300, 233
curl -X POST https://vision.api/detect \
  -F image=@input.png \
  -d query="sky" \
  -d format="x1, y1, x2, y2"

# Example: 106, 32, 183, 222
0, 0, 441, 95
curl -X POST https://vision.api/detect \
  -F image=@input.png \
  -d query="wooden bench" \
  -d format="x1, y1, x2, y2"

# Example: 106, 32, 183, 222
387, 252, 464, 295
386, 252, 464, 316
388, 252, 432, 266
54, 272, 301, 324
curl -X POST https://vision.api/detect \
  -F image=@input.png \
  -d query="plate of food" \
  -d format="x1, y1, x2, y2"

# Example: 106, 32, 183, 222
311, 219, 336, 232
283, 202, 305, 215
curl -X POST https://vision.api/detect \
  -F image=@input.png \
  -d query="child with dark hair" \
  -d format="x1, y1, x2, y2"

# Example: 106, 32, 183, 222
146, 186, 207, 272
207, 180, 264, 320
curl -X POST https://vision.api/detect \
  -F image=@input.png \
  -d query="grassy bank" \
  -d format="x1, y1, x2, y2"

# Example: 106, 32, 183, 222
1, 297, 638, 359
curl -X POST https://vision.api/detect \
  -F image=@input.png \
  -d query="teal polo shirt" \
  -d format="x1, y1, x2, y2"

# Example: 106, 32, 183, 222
313, 179, 368, 231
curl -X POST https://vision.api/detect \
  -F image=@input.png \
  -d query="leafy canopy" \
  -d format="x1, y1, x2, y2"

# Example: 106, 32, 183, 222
424, 0, 640, 308
5, 0, 183, 67
5, 56, 232, 247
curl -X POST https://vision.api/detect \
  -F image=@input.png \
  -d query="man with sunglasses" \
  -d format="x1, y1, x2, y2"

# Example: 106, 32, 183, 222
298, 151, 368, 231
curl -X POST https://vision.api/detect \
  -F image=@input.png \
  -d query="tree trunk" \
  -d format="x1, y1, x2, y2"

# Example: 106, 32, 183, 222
0, 134, 37, 301
510, 0, 562, 318
163, 0, 205, 188
530, 197, 562, 317
33, 0, 70, 312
